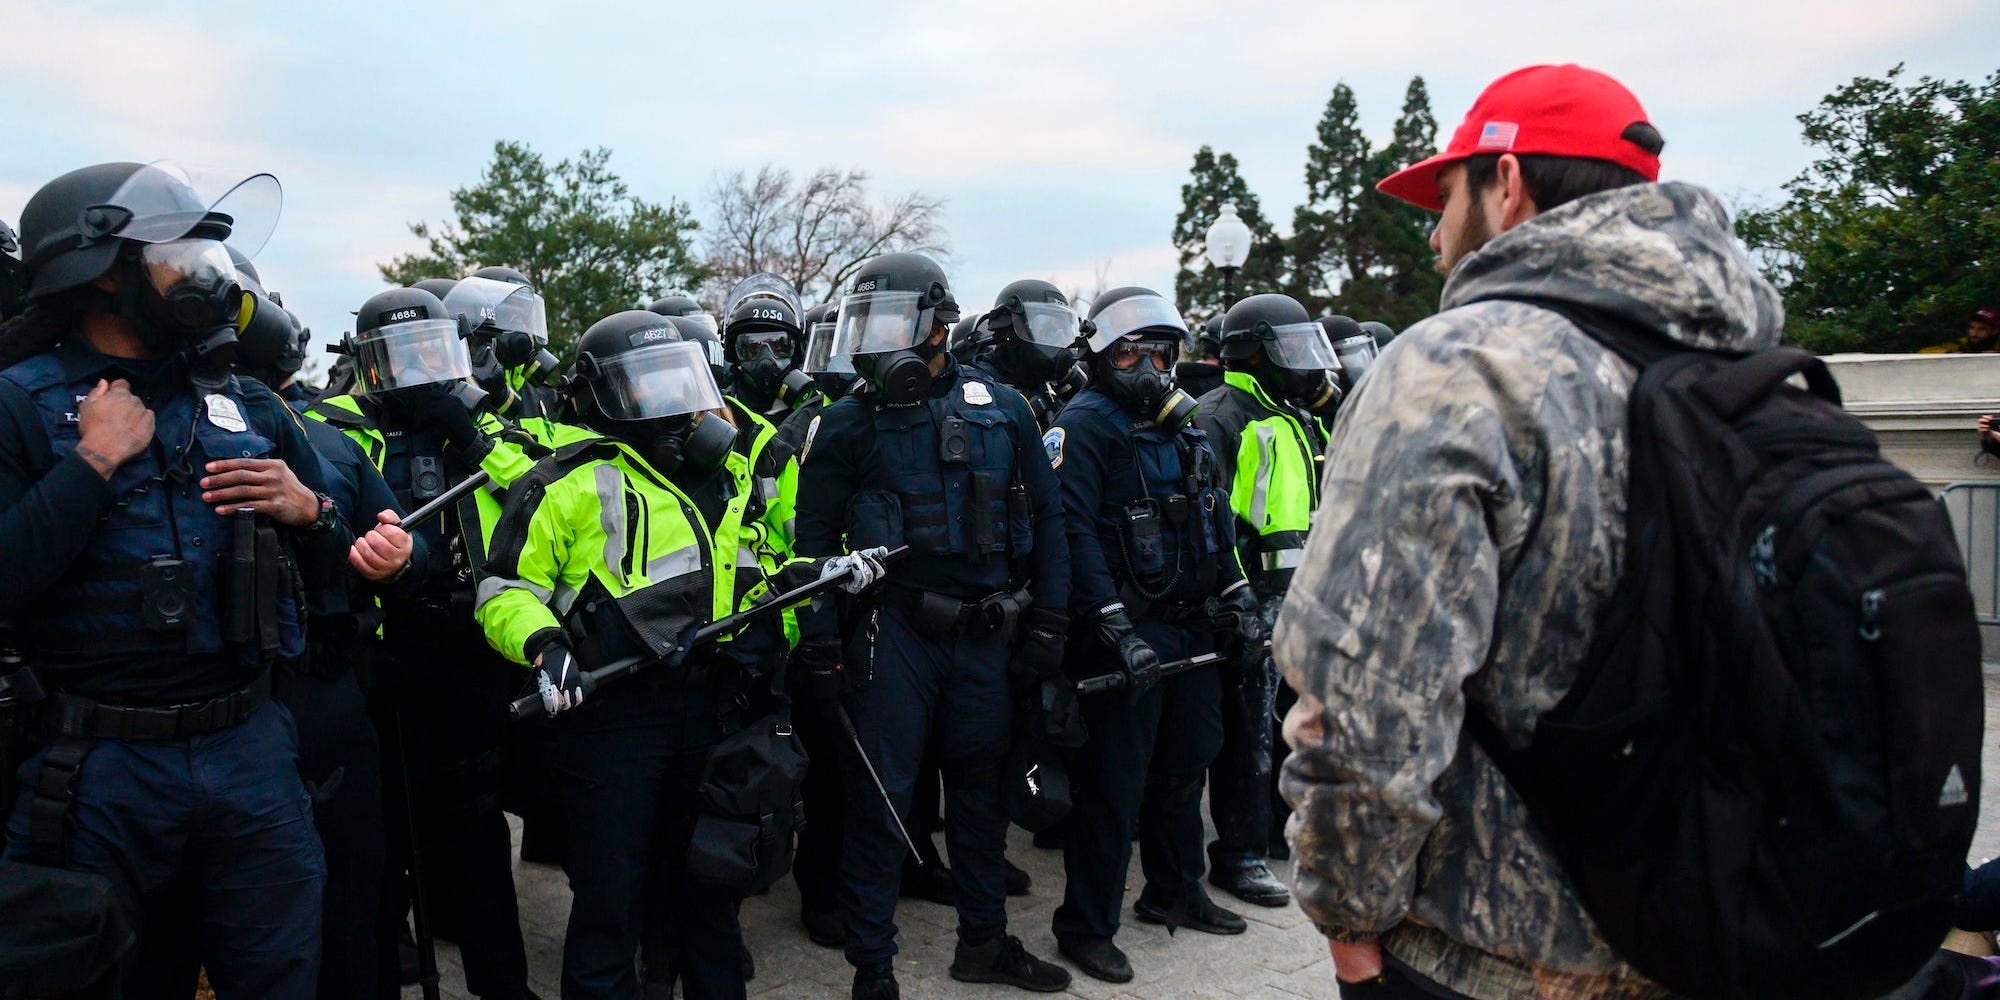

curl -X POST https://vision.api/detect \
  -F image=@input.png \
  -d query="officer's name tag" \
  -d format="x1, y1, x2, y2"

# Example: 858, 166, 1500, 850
205, 394, 248, 433
963, 381, 992, 405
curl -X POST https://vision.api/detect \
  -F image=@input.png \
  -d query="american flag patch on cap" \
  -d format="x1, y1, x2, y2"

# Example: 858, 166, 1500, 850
1478, 121, 1519, 150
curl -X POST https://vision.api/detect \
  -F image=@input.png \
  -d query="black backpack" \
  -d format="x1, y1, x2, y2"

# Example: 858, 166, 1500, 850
1470, 300, 1984, 1000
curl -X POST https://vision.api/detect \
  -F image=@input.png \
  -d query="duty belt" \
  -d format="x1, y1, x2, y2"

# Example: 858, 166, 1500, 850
39, 672, 272, 742
1118, 583, 1214, 627
880, 585, 1027, 639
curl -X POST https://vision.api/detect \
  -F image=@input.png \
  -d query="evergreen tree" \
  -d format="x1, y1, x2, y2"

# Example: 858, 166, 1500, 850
381, 141, 704, 354
1338, 77, 1445, 331
1173, 146, 1284, 321
1287, 83, 1372, 314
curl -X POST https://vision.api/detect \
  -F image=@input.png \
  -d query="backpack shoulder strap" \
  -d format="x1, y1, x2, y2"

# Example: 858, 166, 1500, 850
1474, 295, 1688, 369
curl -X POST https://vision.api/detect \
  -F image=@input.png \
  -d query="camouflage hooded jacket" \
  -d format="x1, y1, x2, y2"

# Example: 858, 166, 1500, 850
1274, 182, 1784, 1000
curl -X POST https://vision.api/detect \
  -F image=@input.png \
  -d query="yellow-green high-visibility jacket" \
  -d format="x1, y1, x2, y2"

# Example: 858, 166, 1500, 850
474, 438, 795, 670
1192, 370, 1328, 595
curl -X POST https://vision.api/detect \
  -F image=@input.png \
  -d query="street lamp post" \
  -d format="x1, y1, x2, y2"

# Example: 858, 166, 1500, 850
1203, 201, 1254, 314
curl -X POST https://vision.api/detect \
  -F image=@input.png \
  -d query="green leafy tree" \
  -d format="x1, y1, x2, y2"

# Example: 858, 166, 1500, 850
1286, 83, 1373, 314
381, 141, 705, 353
1737, 66, 2000, 352
1173, 146, 1285, 321
1338, 77, 1445, 331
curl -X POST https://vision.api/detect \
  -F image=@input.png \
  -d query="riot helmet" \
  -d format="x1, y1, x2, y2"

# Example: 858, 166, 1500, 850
444, 275, 553, 371
983, 278, 1081, 386
1359, 320, 1395, 348
1322, 314, 1380, 391
347, 287, 479, 408
411, 277, 459, 301
646, 293, 719, 339
721, 273, 808, 408
562, 310, 735, 475
230, 251, 307, 386
948, 314, 983, 366
832, 252, 959, 405
1220, 295, 1341, 414
17, 161, 281, 370
1084, 287, 1193, 427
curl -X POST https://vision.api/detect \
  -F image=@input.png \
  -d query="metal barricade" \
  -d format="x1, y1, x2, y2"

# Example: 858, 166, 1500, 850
1940, 482, 2000, 626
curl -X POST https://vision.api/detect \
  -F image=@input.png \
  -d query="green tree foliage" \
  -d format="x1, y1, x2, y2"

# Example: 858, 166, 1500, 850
1286, 83, 1372, 314
1737, 66, 2000, 352
1173, 146, 1285, 321
1279, 77, 1444, 329
1339, 78, 1445, 331
381, 141, 705, 353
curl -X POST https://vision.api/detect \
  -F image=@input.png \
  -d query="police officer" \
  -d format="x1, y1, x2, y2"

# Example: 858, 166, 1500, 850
795, 253, 1072, 999
309, 286, 542, 1000
1359, 319, 1396, 350
477, 310, 861, 999
0, 160, 363, 995
233, 258, 426, 999
1044, 286, 1262, 983
1192, 293, 1339, 909
973, 279, 1083, 433
722, 273, 822, 428
1172, 316, 1227, 400
447, 267, 563, 425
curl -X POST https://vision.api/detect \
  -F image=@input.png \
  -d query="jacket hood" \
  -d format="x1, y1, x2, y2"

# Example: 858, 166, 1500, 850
1442, 181, 1783, 353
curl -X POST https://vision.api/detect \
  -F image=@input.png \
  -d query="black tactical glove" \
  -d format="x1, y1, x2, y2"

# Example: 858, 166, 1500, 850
1215, 582, 1266, 666
1013, 607, 1069, 688
408, 384, 484, 452
1040, 676, 1086, 748
533, 640, 586, 717
1094, 603, 1160, 698
796, 636, 846, 706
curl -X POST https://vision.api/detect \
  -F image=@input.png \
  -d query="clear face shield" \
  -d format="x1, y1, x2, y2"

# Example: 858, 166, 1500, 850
1332, 333, 1380, 384
833, 290, 935, 357
1012, 301, 1083, 348
352, 318, 474, 395
722, 273, 803, 328
1085, 294, 1187, 354
804, 321, 856, 375
1260, 321, 1340, 372
442, 276, 548, 344
586, 341, 727, 421
100, 160, 283, 258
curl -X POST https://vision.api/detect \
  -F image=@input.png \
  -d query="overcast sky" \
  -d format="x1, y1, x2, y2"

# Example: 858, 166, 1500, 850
3, 0, 1994, 352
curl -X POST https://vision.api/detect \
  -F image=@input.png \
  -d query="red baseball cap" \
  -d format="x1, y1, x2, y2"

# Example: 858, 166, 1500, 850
1377, 64, 1661, 212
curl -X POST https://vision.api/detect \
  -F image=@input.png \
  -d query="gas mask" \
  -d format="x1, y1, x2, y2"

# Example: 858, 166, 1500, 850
467, 337, 521, 415
633, 411, 736, 477
997, 336, 1072, 386
1280, 367, 1342, 417
730, 329, 798, 405
494, 328, 560, 386
126, 239, 244, 371
1096, 337, 1179, 421
232, 288, 306, 384
856, 341, 940, 406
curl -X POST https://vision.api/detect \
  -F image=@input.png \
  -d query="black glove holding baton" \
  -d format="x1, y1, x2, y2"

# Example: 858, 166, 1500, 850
1093, 602, 1160, 699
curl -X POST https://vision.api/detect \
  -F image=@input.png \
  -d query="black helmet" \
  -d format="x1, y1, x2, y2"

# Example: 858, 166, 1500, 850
721, 273, 806, 406
647, 294, 701, 316
0, 220, 21, 322
948, 314, 983, 365
1359, 320, 1395, 348
411, 277, 459, 301
562, 310, 734, 474
18, 161, 278, 303
348, 287, 474, 398
1223, 295, 1341, 413
1084, 287, 1191, 424
1198, 315, 1224, 357
833, 253, 959, 404
983, 278, 1081, 385
231, 254, 307, 383
471, 265, 532, 287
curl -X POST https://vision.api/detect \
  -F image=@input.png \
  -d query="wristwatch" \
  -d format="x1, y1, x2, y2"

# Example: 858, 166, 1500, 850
304, 491, 338, 533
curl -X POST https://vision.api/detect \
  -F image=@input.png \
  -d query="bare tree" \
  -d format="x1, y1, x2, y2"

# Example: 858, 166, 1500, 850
701, 166, 949, 307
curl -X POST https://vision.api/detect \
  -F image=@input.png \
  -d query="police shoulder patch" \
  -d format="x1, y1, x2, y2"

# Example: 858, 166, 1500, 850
1042, 426, 1065, 469
801, 414, 822, 464
963, 380, 992, 405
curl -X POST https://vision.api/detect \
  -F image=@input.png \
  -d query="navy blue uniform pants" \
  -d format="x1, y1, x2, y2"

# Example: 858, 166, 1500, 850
554, 679, 743, 1000
838, 607, 1012, 970
4, 700, 325, 999
1053, 618, 1223, 945
284, 669, 385, 1000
